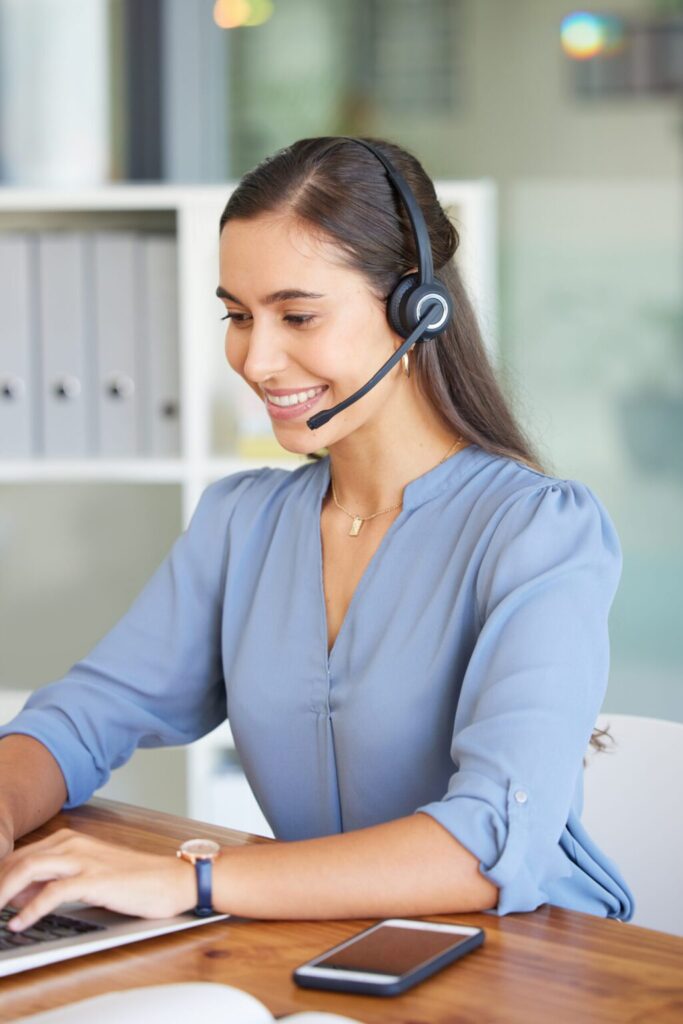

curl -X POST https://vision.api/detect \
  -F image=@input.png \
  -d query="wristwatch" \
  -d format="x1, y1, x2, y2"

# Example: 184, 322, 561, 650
176, 838, 221, 917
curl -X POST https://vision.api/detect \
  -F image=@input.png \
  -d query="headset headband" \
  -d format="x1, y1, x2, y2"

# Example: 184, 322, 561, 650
336, 137, 434, 286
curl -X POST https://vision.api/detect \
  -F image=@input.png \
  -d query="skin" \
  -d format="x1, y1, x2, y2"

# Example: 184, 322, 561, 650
221, 211, 461, 512
0, 211, 498, 929
0, 736, 68, 860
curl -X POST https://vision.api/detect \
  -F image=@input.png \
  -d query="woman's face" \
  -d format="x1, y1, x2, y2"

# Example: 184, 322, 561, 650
218, 211, 406, 455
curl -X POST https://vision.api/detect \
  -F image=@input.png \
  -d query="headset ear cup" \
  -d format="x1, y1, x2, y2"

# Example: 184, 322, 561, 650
403, 279, 453, 338
387, 274, 418, 338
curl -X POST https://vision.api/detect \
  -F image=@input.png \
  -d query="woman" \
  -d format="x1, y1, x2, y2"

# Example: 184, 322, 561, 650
0, 136, 633, 929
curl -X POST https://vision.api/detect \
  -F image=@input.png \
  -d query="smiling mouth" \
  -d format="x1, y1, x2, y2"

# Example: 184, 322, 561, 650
265, 386, 328, 408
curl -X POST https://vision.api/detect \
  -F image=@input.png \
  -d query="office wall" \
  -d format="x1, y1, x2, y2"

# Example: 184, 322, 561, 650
0, 485, 187, 816
0, 485, 182, 688
362, 0, 682, 721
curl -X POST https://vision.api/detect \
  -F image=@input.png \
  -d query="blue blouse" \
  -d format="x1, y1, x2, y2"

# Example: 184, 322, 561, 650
0, 443, 635, 921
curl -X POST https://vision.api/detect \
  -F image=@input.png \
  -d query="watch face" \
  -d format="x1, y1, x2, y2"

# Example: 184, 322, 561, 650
180, 839, 220, 860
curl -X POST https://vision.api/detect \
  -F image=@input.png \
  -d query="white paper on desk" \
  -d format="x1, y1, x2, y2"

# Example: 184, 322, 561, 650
17, 981, 363, 1023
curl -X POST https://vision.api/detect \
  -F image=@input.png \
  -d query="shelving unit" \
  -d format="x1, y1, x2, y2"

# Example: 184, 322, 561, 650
0, 182, 496, 835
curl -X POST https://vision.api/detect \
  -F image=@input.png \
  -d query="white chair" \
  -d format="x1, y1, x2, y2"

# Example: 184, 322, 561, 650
582, 713, 683, 937
0, 688, 31, 727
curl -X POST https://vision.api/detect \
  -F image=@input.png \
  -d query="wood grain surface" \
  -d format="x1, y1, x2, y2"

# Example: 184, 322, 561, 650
1, 799, 681, 1023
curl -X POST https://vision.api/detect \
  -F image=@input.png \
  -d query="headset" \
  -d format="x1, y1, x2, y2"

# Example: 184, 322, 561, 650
306, 136, 454, 431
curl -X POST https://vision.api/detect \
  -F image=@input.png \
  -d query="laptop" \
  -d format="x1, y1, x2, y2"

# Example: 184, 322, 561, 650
0, 902, 229, 977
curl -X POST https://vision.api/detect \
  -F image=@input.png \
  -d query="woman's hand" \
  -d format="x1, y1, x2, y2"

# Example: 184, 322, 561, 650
0, 829, 197, 931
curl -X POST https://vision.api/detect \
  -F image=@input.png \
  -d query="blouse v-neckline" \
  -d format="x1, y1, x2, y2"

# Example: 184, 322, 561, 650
314, 445, 480, 666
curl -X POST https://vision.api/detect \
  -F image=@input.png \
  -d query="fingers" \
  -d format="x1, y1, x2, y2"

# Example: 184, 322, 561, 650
13, 828, 82, 857
0, 829, 80, 902
0, 829, 91, 880
0, 853, 79, 916
0, 830, 190, 927
0, 832, 129, 929
8, 878, 81, 931
2, 829, 76, 871
8, 881, 48, 909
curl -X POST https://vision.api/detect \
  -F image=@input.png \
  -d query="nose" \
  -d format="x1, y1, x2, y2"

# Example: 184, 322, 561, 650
240, 317, 289, 385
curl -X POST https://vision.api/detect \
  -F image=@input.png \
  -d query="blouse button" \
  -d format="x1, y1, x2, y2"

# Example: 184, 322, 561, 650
514, 789, 528, 804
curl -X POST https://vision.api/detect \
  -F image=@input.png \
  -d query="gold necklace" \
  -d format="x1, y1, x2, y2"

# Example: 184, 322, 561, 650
330, 437, 468, 537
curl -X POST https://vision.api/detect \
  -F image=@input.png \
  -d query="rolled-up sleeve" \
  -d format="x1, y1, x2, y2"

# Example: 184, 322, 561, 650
415, 479, 623, 916
0, 470, 260, 808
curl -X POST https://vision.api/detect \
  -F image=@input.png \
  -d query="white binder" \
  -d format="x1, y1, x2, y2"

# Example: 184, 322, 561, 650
0, 234, 36, 457
38, 233, 93, 457
92, 232, 142, 456
140, 235, 180, 456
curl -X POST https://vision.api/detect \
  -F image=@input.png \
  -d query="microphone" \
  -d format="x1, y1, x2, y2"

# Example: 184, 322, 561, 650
306, 299, 441, 431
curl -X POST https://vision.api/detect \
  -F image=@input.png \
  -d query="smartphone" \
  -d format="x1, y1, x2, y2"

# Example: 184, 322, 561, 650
293, 918, 485, 997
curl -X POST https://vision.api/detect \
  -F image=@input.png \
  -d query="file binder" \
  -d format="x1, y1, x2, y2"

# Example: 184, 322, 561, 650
38, 233, 93, 457
92, 232, 142, 456
140, 235, 180, 456
0, 234, 36, 457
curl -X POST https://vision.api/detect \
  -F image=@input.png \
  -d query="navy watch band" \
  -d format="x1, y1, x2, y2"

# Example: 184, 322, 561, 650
194, 858, 214, 917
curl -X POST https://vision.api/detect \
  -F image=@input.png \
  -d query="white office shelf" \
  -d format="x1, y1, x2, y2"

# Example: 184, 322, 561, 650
0, 182, 497, 835
0, 456, 302, 484
0, 458, 188, 482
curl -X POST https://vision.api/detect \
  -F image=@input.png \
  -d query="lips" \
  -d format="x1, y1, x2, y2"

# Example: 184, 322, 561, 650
265, 385, 327, 398
264, 386, 328, 421
264, 385, 325, 403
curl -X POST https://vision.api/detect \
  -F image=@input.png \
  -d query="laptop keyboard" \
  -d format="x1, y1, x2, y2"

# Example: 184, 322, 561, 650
0, 905, 105, 951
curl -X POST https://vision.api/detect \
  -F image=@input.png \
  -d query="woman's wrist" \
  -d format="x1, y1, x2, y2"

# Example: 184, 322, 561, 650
171, 854, 199, 915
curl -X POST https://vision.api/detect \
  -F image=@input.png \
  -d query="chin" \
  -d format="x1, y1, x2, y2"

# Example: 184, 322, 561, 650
272, 429, 324, 457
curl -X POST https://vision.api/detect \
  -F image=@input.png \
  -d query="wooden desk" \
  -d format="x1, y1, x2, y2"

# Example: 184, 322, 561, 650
1, 799, 681, 1022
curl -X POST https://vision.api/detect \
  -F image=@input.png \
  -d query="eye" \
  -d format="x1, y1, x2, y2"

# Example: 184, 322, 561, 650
284, 314, 315, 326
220, 311, 250, 323
220, 312, 316, 327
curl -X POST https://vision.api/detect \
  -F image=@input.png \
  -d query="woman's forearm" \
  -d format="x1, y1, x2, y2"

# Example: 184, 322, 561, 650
213, 811, 498, 919
0, 735, 68, 851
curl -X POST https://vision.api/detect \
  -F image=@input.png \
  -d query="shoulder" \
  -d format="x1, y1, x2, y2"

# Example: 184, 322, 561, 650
484, 451, 619, 550
180, 460, 322, 563
469, 450, 623, 619
195, 458, 323, 522
459, 445, 619, 547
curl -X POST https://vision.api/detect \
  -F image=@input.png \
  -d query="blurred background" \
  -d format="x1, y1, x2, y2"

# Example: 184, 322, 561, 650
0, 0, 681, 822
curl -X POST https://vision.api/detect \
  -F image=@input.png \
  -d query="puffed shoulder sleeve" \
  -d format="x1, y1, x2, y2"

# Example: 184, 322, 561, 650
0, 470, 261, 808
415, 479, 624, 916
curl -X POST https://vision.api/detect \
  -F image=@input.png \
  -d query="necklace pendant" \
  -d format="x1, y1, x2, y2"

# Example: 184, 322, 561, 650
349, 516, 363, 537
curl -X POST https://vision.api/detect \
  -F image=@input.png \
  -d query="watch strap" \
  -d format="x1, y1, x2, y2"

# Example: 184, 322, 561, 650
194, 858, 214, 917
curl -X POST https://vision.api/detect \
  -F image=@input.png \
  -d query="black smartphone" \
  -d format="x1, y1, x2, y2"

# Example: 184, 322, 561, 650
292, 918, 485, 997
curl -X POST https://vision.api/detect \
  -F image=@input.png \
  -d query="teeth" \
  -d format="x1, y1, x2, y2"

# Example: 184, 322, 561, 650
267, 387, 324, 408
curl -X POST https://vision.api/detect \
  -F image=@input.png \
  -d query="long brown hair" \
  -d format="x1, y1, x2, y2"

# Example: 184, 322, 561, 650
219, 135, 610, 756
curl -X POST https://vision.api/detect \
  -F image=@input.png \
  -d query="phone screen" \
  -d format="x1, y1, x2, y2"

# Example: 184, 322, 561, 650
314, 923, 474, 976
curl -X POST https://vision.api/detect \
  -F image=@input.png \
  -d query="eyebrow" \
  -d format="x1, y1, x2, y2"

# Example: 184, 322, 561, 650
215, 286, 326, 304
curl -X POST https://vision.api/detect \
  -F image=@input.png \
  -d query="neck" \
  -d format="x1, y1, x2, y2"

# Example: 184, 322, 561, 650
324, 393, 466, 515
